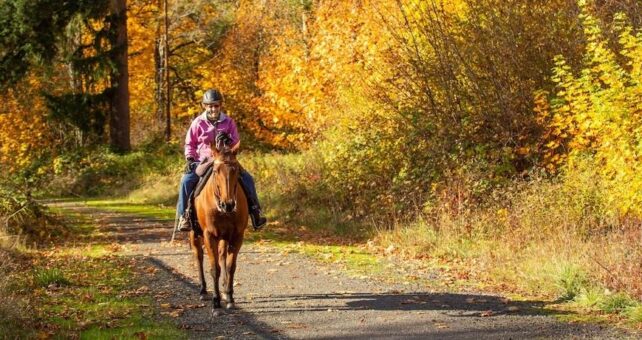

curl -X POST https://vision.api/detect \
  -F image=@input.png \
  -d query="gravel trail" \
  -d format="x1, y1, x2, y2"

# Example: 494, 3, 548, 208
50, 201, 635, 339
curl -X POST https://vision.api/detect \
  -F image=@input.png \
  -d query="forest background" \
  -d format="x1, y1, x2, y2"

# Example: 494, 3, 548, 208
1, 0, 642, 328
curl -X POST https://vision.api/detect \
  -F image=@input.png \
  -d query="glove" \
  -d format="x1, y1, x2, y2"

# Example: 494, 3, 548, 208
184, 157, 198, 173
215, 132, 232, 151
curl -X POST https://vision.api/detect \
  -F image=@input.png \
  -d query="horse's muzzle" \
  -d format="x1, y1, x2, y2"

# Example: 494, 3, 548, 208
218, 200, 236, 213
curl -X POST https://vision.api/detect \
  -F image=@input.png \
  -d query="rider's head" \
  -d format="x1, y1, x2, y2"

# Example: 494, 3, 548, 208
202, 89, 223, 116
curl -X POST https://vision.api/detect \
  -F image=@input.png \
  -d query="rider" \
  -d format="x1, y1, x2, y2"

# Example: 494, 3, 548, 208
176, 88, 267, 231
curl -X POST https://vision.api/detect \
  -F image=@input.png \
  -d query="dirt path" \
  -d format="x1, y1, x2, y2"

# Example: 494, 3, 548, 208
51, 201, 634, 339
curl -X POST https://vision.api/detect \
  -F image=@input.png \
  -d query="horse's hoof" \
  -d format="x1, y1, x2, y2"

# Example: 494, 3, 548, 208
199, 294, 208, 301
211, 309, 223, 317
225, 302, 235, 310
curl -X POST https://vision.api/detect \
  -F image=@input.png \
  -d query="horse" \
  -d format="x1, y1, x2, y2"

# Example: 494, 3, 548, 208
190, 146, 248, 315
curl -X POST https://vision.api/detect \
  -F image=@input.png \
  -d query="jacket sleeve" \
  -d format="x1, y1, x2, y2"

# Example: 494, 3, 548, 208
184, 119, 199, 160
228, 118, 240, 146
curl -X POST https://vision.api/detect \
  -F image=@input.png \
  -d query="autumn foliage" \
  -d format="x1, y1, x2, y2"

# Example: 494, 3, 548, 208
1, 0, 642, 307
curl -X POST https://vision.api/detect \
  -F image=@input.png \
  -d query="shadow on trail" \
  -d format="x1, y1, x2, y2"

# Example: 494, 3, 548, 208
142, 256, 283, 340
244, 292, 565, 317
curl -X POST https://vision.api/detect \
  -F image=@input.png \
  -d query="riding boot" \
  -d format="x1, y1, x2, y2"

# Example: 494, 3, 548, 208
178, 196, 193, 232
249, 208, 267, 231
239, 169, 267, 230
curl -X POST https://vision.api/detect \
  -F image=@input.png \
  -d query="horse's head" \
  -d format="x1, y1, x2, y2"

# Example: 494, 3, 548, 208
211, 146, 240, 214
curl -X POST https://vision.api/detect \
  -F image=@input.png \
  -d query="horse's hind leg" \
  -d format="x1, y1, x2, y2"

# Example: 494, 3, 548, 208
190, 232, 207, 300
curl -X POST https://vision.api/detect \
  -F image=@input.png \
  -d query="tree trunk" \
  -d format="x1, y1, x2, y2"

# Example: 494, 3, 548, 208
154, 0, 164, 125
163, 0, 171, 141
109, 0, 131, 152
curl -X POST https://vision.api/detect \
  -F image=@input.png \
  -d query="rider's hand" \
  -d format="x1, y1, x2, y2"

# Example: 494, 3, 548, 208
215, 132, 232, 150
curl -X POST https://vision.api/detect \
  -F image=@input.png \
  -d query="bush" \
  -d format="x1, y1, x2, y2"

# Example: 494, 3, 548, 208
541, 7, 642, 216
0, 182, 65, 245
42, 142, 182, 197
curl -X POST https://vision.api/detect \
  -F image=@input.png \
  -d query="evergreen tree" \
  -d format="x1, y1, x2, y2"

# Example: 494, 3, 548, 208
0, 0, 130, 152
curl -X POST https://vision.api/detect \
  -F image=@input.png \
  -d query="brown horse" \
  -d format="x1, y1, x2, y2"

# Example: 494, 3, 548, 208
190, 146, 248, 314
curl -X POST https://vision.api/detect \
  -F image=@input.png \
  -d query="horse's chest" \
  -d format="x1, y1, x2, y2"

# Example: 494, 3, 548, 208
206, 213, 237, 236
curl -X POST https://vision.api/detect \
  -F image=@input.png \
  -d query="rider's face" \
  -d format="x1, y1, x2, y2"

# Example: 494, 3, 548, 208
203, 101, 222, 116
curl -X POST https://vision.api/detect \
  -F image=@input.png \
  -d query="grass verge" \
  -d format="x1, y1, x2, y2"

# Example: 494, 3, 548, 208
1, 206, 186, 339
26, 250, 185, 339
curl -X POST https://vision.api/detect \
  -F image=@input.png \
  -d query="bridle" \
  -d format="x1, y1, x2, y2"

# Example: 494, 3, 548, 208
212, 159, 239, 210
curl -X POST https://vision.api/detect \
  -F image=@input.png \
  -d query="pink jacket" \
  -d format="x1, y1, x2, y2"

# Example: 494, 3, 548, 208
184, 112, 240, 161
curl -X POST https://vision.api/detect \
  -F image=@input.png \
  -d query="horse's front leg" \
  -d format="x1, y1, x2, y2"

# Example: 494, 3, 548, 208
224, 239, 242, 309
225, 236, 244, 309
217, 239, 234, 309
205, 233, 222, 314
190, 231, 207, 300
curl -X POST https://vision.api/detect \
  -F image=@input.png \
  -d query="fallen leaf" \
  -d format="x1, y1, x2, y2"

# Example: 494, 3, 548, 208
480, 310, 494, 317
169, 309, 183, 317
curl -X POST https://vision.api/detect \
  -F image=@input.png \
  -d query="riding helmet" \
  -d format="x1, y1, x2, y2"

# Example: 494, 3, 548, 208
202, 89, 223, 104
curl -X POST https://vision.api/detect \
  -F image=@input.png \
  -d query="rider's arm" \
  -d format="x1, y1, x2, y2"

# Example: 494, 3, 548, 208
230, 141, 240, 153
184, 119, 200, 161
228, 118, 240, 146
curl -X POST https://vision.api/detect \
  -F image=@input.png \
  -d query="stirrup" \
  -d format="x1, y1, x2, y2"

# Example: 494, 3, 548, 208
177, 216, 191, 232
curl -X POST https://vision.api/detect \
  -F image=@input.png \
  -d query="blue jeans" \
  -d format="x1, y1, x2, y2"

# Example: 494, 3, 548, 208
239, 169, 261, 212
177, 164, 200, 217
177, 165, 262, 217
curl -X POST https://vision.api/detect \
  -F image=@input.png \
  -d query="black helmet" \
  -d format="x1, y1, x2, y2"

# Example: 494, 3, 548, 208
202, 89, 223, 104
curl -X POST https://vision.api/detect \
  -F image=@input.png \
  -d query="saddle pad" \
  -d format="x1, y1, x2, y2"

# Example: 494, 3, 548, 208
195, 157, 214, 177
193, 164, 213, 198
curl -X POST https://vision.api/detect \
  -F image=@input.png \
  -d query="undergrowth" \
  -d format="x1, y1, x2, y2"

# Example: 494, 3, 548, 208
31, 147, 642, 328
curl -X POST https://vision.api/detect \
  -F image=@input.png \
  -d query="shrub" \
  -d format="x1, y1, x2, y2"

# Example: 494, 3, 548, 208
540, 7, 642, 216
0, 181, 65, 245
42, 142, 182, 197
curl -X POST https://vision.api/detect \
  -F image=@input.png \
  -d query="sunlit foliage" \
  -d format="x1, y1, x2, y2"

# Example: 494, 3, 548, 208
541, 2, 642, 215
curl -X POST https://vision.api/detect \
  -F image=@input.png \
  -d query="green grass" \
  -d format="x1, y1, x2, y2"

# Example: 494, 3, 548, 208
34, 267, 70, 287
600, 293, 636, 314
574, 287, 604, 308
625, 305, 642, 324
557, 265, 590, 301
83, 198, 176, 221
32, 255, 186, 338
80, 317, 186, 340
46, 206, 97, 236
